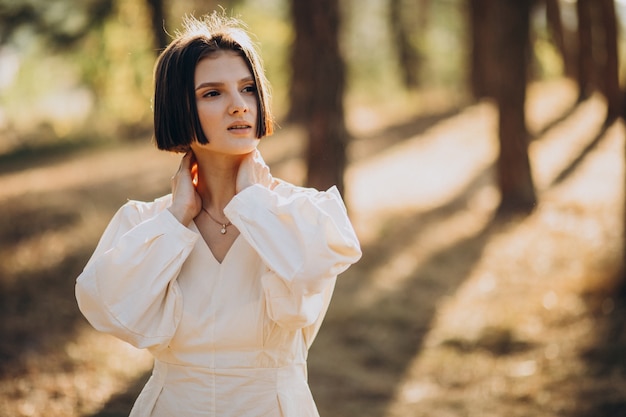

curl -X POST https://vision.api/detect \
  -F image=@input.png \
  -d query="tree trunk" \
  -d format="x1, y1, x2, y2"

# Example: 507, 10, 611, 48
492, 0, 536, 214
286, 4, 314, 124
289, 0, 348, 194
389, 0, 427, 89
576, 0, 593, 100
544, 0, 573, 77
145, 0, 168, 51
468, 0, 498, 99
597, 0, 621, 123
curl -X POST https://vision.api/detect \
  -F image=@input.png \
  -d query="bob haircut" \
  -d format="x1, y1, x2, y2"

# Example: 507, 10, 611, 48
153, 13, 274, 152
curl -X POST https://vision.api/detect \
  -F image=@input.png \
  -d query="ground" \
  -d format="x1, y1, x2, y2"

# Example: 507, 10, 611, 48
0, 78, 625, 417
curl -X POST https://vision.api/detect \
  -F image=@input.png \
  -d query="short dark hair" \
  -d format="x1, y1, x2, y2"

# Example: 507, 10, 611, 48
153, 13, 274, 152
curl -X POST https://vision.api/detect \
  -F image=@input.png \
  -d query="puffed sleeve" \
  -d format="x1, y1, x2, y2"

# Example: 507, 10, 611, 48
75, 197, 199, 349
224, 182, 361, 335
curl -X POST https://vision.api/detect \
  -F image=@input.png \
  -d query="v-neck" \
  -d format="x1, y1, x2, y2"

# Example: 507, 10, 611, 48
191, 220, 241, 265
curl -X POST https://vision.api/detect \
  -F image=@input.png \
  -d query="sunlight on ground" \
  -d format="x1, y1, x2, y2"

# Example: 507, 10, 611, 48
379, 90, 625, 416
62, 330, 152, 416
530, 93, 610, 190
346, 102, 499, 243
0, 144, 179, 203
0, 329, 151, 417
345, 100, 501, 308
349, 205, 495, 311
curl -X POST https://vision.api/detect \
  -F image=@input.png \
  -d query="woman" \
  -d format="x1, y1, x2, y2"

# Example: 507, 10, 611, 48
75, 12, 361, 417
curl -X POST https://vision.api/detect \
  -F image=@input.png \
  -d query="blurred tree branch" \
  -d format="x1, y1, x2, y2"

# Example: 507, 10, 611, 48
0, 0, 114, 48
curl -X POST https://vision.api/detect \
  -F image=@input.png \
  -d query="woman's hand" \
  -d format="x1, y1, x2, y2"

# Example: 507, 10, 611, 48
168, 152, 202, 226
236, 149, 276, 193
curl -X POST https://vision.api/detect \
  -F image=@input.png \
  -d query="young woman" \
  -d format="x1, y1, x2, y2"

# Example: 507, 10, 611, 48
75, 12, 361, 417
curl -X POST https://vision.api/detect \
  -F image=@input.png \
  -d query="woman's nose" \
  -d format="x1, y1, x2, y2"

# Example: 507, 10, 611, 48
229, 93, 249, 114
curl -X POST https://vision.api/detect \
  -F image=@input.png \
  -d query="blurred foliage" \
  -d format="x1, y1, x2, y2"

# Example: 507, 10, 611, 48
0, 0, 113, 47
80, 1, 156, 132
342, 0, 469, 106
0, 0, 155, 149
0, 0, 590, 156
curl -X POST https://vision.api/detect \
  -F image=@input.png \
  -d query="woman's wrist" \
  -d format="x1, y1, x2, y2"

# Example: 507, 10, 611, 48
168, 206, 194, 226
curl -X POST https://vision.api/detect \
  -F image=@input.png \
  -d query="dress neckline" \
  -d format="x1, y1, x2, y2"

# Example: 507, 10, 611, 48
191, 220, 241, 265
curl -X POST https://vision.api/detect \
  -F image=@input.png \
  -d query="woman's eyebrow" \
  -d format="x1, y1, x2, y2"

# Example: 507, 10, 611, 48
195, 81, 222, 91
195, 76, 255, 91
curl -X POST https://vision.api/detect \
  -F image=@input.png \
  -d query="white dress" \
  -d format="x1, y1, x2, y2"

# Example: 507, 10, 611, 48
75, 181, 362, 417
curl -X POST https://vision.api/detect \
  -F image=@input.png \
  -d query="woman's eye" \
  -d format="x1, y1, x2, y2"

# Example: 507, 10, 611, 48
242, 85, 256, 94
202, 90, 219, 98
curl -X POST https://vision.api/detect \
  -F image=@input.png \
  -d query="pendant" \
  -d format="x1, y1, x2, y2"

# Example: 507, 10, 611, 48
220, 225, 227, 234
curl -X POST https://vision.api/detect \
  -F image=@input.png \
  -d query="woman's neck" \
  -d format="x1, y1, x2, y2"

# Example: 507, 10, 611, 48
194, 155, 241, 213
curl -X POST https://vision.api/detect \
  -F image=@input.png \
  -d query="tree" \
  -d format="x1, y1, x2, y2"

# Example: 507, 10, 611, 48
576, 0, 594, 100
389, 0, 428, 89
468, 0, 498, 99
467, 0, 536, 213
0, 0, 114, 47
145, 0, 168, 51
289, 0, 348, 194
544, 0, 574, 77
596, 0, 621, 123
574, 0, 621, 122
492, 0, 537, 214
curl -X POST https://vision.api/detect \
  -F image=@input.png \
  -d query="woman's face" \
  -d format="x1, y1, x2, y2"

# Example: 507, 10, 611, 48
192, 50, 259, 156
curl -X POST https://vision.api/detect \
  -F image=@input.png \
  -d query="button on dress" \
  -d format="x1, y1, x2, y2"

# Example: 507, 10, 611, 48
75, 181, 362, 417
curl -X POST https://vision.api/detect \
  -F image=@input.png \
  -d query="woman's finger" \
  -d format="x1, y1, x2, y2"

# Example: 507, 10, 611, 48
180, 151, 193, 171
174, 152, 190, 178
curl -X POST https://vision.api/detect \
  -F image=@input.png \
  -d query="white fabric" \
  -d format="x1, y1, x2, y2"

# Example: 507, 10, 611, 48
75, 181, 361, 417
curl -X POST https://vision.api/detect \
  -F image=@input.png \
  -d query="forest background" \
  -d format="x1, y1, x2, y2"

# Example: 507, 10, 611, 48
2, 0, 626, 416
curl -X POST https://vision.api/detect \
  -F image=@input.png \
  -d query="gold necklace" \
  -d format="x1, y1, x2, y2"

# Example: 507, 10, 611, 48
201, 207, 232, 234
